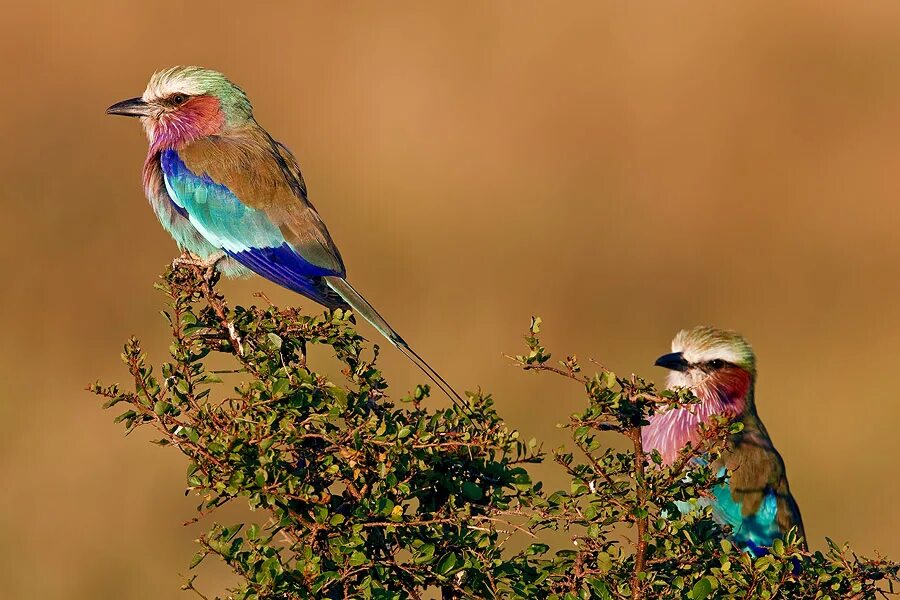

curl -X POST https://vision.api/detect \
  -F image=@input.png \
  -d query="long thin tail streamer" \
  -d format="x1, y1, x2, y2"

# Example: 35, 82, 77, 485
324, 276, 470, 415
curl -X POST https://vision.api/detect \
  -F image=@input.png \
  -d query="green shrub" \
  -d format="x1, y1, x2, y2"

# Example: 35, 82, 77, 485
92, 266, 899, 599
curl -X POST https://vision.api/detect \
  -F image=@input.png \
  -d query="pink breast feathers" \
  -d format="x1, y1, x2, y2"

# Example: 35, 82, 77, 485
642, 366, 752, 464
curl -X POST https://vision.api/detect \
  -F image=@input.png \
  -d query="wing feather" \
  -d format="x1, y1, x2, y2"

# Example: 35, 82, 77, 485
172, 132, 346, 277
711, 429, 805, 550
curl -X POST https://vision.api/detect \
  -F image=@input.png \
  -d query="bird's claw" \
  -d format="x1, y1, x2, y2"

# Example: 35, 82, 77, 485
172, 252, 240, 353
172, 252, 226, 278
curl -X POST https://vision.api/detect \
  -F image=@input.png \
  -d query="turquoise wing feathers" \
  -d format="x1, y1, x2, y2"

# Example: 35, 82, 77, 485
709, 470, 785, 554
158, 145, 347, 305
682, 440, 804, 557
161, 148, 288, 254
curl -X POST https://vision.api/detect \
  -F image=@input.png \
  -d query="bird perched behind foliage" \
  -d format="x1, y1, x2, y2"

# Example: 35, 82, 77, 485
106, 66, 464, 408
642, 326, 805, 555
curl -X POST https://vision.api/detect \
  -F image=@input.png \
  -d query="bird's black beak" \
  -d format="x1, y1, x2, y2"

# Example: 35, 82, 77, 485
654, 352, 689, 372
106, 97, 150, 118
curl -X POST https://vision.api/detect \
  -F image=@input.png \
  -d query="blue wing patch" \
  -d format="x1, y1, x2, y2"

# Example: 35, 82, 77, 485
229, 244, 337, 300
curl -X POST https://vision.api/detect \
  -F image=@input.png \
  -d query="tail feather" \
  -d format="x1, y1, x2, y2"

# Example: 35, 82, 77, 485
323, 276, 469, 414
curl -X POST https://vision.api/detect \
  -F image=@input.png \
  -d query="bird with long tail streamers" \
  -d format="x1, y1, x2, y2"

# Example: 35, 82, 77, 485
642, 326, 805, 556
106, 66, 466, 411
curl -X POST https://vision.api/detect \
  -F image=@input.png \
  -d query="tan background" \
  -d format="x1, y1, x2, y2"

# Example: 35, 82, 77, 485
2, 1, 899, 597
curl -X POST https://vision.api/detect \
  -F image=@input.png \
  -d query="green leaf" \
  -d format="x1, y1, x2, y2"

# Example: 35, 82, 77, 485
437, 552, 458, 575
181, 427, 199, 443
596, 552, 612, 573
414, 543, 435, 564
254, 468, 267, 487
589, 580, 611, 599
189, 552, 206, 569
689, 577, 713, 600
271, 377, 290, 397
461, 481, 483, 501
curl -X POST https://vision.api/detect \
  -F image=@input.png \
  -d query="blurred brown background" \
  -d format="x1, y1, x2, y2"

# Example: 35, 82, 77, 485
2, 1, 900, 597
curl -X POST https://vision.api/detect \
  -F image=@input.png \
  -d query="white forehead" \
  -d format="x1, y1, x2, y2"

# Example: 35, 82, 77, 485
142, 66, 218, 101
676, 343, 745, 365
671, 328, 754, 367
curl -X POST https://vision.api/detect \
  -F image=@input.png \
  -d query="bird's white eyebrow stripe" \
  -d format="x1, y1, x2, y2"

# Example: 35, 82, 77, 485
677, 344, 747, 366
144, 73, 209, 102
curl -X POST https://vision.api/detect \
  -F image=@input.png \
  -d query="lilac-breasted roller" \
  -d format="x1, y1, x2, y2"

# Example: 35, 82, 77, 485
106, 66, 464, 408
642, 326, 805, 555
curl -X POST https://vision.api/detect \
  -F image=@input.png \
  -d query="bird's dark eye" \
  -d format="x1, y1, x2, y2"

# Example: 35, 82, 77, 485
709, 359, 726, 369
172, 94, 187, 105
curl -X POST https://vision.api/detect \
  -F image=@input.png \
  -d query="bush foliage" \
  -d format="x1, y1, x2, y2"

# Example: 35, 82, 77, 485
92, 266, 899, 599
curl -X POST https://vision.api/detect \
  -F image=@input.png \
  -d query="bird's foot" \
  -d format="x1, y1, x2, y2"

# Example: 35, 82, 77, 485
173, 252, 227, 281
173, 252, 226, 270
